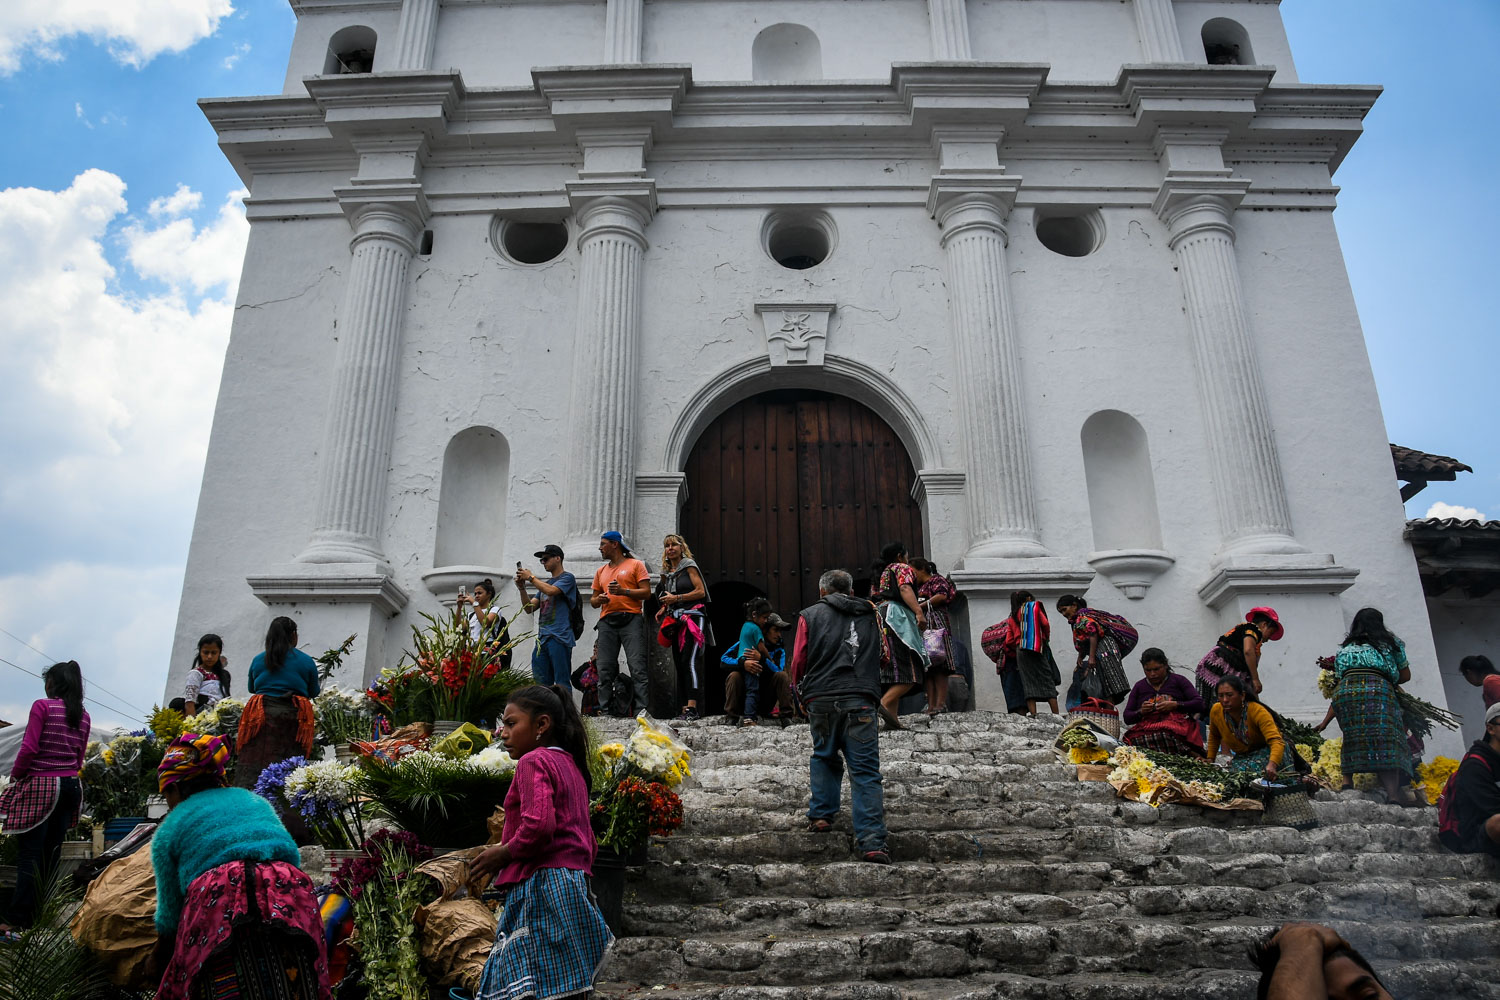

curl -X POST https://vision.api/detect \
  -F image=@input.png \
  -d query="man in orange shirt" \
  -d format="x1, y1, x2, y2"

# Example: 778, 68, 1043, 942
590, 531, 653, 717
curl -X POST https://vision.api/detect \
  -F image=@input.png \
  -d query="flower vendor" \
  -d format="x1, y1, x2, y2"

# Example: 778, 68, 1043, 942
236, 616, 321, 840
1205, 673, 1286, 780
1121, 648, 1205, 758
1195, 606, 1283, 706
470, 685, 612, 1000
151, 733, 330, 1000
1329, 607, 1418, 806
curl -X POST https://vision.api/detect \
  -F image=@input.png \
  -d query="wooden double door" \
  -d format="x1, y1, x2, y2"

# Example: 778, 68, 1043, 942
680, 390, 924, 641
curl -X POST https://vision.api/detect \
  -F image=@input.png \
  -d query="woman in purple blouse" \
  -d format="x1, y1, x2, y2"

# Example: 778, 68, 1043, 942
1121, 648, 1205, 758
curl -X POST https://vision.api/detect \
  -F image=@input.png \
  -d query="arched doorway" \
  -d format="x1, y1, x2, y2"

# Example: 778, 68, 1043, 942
680, 389, 924, 638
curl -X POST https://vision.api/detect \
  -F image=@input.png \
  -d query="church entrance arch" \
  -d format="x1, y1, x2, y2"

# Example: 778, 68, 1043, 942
680, 389, 924, 653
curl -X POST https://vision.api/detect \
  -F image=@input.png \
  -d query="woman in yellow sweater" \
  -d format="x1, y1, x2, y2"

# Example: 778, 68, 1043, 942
1206, 672, 1286, 780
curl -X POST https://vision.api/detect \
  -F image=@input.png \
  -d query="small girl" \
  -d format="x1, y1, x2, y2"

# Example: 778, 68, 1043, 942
470, 685, 612, 1000
182, 633, 231, 717
735, 599, 775, 725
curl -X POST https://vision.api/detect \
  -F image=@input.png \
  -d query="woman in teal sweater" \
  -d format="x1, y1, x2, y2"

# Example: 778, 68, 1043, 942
151, 733, 329, 1000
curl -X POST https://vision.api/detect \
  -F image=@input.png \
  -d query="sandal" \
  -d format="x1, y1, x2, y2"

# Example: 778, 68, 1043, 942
740, 716, 759, 727
878, 705, 903, 731
808, 818, 834, 833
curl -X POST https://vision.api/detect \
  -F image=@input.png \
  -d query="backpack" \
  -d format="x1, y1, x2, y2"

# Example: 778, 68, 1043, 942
1083, 609, 1139, 657
1438, 751, 1492, 850
566, 583, 585, 640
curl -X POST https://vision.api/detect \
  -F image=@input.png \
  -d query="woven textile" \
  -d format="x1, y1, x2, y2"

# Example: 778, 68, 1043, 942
477, 867, 613, 1000
1016, 648, 1057, 701
0, 774, 75, 835
1333, 671, 1413, 777
1227, 744, 1274, 773
1123, 714, 1205, 758
156, 860, 329, 1000
876, 602, 927, 687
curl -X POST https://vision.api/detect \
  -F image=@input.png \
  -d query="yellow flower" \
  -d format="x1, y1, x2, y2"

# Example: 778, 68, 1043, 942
101, 747, 115, 766
1068, 747, 1108, 765
598, 743, 624, 760
1416, 756, 1460, 804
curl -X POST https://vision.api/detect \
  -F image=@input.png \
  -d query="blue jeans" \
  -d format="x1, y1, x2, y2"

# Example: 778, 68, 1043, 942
532, 635, 574, 689
807, 695, 887, 853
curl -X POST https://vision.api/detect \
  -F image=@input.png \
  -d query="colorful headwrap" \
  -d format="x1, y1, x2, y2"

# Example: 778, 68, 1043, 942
157, 733, 230, 793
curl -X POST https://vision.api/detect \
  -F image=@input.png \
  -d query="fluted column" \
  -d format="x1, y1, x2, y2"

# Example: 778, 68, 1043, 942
930, 181, 1048, 559
927, 0, 973, 61
390, 0, 442, 71
604, 0, 644, 63
563, 192, 654, 558
1133, 0, 1184, 63
298, 196, 425, 565
1156, 178, 1303, 556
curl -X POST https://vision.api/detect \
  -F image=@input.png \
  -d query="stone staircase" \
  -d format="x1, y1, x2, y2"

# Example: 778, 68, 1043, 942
594, 711, 1500, 1000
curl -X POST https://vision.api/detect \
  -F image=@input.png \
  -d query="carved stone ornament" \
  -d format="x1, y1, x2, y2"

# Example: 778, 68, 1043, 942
755, 302, 835, 367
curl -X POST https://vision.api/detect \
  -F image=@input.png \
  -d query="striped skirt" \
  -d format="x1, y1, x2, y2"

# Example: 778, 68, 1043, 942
1333, 672, 1413, 777
1123, 713, 1205, 758
877, 602, 927, 688
478, 867, 613, 1000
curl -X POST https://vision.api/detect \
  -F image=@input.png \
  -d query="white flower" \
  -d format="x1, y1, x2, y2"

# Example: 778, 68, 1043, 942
471, 744, 515, 775
285, 759, 356, 804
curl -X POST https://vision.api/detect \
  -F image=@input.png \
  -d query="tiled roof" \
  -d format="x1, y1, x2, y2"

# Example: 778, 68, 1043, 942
1391, 444, 1472, 481
1406, 517, 1500, 598
1406, 517, 1500, 533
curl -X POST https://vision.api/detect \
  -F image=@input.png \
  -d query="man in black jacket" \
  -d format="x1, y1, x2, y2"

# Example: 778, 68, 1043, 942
1455, 701, 1500, 858
788, 569, 890, 864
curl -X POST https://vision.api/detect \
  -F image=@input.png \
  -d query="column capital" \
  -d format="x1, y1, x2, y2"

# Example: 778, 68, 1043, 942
910, 469, 966, 502
927, 175, 1021, 243
334, 183, 429, 251
567, 180, 658, 244
1152, 174, 1250, 246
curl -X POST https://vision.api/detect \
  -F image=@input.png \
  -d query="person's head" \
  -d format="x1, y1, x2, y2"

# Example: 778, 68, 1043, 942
157, 733, 230, 809
599, 530, 630, 560
501, 684, 591, 792
1342, 606, 1398, 654
1217, 672, 1250, 713
1246, 606, 1285, 642
195, 634, 224, 671
745, 597, 773, 625
1486, 702, 1500, 749
1009, 590, 1035, 617
662, 534, 693, 569
1056, 594, 1087, 621
879, 541, 907, 567
473, 578, 496, 606
1140, 647, 1170, 684
1461, 654, 1497, 687
765, 613, 792, 647
42, 660, 85, 730
909, 558, 934, 583
818, 569, 853, 596
1249, 929, 1391, 1000
533, 544, 565, 575
264, 616, 298, 672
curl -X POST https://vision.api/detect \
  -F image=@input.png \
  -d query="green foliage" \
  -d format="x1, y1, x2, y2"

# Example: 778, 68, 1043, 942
0, 870, 144, 1000
356, 752, 513, 848
348, 841, 428, 1000
317, 635, 360, 683
1135, 747, 1260, 800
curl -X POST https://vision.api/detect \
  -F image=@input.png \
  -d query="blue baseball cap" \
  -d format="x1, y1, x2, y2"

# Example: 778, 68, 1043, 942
600, 530, 631, 554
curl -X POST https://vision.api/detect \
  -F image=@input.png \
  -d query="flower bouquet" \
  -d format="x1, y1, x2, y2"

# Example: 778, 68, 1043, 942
1106, 745, 1262, 810
354, 740, 515, 848
192, 697, 245, 738
367, 612, 532, 728
333, 830, 433, 1000
315, 687, 380, 748
591, 715, 691, 857
80, 732, 169, 824
252, 756, 368, 850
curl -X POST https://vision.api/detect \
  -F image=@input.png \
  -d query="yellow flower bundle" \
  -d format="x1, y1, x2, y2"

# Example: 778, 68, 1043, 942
1416, 756, 1461, 805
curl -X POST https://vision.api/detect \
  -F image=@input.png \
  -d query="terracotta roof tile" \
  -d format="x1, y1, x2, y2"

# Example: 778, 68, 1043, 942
1391, 444, 1472, 481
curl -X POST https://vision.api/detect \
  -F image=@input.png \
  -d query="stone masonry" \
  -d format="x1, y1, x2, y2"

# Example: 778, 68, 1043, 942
594, 712, 1500, 999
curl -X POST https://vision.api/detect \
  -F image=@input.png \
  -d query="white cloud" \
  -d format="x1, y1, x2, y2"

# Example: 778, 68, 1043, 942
1425, 501, 1487, 522
0, 0, 234, 75
0, 170, 248, 718
148, 184, 203, 218
223, 41, 250, 70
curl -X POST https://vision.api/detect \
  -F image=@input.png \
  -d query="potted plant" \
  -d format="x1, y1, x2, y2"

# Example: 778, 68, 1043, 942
367, 611, 532, 731
354, 741, 515, 848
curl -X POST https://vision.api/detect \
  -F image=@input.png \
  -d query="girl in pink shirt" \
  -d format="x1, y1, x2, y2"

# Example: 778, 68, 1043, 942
471, 685, 612, 999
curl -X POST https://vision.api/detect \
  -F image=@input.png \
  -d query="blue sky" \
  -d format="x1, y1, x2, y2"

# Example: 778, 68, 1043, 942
0, 1, 1494, 731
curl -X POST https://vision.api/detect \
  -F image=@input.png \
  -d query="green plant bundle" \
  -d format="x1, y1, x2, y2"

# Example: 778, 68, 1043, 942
349, 842, 428, 1000
1134, 747, 1259, 800
357, 751, 513, 847
1398, 690, 1462, 740
317, 634, 359, 682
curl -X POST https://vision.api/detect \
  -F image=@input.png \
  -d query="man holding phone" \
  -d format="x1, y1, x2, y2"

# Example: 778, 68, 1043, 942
516, 545, 579, 689
590, 531, 652, 717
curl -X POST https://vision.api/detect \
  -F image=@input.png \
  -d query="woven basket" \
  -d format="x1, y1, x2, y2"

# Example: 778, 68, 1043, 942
1261, 782, 1318, 830
1068, 700, 1121, 740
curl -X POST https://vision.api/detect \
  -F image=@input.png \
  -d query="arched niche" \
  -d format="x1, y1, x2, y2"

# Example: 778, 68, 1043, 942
1201, 18, 1253, 66
325, 25, 378, 75
1081, 410, 1173, 599
752, 24, 823, 82
425, 426, 511, 600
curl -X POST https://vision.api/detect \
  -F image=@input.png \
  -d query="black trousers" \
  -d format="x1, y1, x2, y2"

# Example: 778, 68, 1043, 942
4, 776, 81, 927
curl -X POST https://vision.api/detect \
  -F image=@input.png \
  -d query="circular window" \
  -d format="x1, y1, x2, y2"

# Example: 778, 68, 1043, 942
762, 209, 836, 270
492, 218, 569, 265
1034, 210, 1105, 258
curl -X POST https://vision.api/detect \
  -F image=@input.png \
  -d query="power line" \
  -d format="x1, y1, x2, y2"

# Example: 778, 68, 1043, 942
0, 654, 148, 726
0, 624, 153, 716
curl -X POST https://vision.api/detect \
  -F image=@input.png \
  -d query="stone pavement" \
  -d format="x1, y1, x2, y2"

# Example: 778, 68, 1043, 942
593, 711, 1500, 999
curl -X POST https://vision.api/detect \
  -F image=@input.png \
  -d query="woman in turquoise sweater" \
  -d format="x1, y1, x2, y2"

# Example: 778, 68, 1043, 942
152, 733, 329, 1000
235, 616, 321, 842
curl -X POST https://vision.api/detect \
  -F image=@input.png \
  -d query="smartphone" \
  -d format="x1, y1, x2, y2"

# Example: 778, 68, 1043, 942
516, 561, 523, 570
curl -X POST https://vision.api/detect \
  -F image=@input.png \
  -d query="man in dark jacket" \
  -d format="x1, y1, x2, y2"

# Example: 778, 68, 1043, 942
1455, 701, 1500, 858
789, 569, 889, 863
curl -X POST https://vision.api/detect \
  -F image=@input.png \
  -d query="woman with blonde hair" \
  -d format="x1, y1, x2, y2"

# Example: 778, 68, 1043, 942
656, 533, 712, 721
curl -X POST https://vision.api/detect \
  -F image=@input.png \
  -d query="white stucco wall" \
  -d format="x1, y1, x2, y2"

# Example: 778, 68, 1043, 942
1427, 597, 1500, 748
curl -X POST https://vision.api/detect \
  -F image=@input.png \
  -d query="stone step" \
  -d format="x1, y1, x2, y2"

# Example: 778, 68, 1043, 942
655, 820, 1449, 867
620, 876, 1500, 937
628, 853, 1500, 906
600, 917, 1500, 985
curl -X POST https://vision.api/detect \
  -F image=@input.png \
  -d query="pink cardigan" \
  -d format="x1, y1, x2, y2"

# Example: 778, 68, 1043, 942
13, 699, 90, 778
495, 746, 596, 887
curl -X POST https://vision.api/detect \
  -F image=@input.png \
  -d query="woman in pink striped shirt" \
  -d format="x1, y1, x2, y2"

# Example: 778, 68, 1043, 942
470, 684, 612, 1000
0, 660, 90, 934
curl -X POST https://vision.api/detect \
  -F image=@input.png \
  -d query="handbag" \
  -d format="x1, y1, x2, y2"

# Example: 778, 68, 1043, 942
1260, 781, 1318, 830
923, 627, 949, 667
1067, 697, 1121, 739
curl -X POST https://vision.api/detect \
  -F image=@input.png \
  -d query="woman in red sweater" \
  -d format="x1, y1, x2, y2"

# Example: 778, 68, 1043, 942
0, 661, 90, 934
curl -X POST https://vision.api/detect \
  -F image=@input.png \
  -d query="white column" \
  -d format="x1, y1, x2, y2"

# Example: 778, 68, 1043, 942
390, 0, 442, 71
927, 0, 973, 61
563, 192, 654, 559
1133, 0, 1184, 63
1155, 178, 1303, 556
604, 0, 644, 63
929, 181, 1048, 559
298, 196, 425, 566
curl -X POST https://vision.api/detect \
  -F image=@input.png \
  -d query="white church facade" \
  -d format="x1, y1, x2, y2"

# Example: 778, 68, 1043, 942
171, 0, 1459, 747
